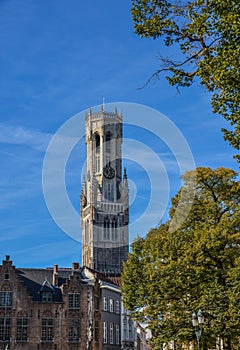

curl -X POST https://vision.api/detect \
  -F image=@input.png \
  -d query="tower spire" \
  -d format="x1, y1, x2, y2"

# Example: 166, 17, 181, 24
102, 97, 105, 112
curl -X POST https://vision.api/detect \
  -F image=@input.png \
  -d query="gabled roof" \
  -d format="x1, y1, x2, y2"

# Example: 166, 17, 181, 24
39, 278, 55, 293
16, 267, 86, 302
16, 268, 62, 302
2, 256, 121, 303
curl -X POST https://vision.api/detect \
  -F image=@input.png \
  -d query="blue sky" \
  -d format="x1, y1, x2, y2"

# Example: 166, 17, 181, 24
0, 0, 238, 268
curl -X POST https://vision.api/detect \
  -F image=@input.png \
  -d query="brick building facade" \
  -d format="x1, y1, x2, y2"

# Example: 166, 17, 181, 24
0, 255, 120, 350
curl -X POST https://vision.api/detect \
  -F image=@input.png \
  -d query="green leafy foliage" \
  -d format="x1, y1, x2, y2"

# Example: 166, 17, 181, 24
131, 0, 240, 161
122, 167, 240, 349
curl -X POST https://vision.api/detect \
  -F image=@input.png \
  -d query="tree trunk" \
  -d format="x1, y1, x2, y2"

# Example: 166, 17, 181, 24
216, 337, 224, 350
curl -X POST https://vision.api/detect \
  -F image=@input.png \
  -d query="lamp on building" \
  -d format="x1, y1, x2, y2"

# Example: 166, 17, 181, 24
192, 309, 204, 350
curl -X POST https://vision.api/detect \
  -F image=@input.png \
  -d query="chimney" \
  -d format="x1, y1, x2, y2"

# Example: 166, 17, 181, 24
3, 255, 12, 266
53, 264, 58, 286
72, 262, 80, 271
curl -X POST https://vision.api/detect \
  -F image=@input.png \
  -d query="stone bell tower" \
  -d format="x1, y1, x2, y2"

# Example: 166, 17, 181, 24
81, 106, 129, 276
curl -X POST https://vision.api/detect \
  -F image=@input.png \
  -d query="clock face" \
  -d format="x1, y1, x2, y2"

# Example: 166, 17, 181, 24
103, 165, 115, 179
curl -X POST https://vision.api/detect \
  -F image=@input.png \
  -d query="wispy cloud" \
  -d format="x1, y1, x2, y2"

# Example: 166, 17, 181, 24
0, 123, 52, 151
0, 124, 52, 211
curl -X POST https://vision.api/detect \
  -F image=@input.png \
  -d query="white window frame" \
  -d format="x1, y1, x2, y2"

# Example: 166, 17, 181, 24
109, 323, 114, 344
103, 322, 107, 343
103, 297, 107, 311
109, 298, 114, 313
115, 300, 120, 314
116, 324, 120, 345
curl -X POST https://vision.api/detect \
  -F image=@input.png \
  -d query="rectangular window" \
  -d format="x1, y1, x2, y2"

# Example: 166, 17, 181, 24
68, 293, 80, 309
0, 291, 12, 307
103, 322, 107, 344
115, 300, 120, 314
16, 317, 28, 342
41, 318, 54, 342
94, 296, 99, 310
129, 319, 132, 340
116, 324, 120, 345
103, 297, 107, 311
109, 298, 114, 313
0, 317, 11, 341
109, 323, 114, 344
95, 320, 99, 340
123, 316, 127, 339
42, 291, 53, 303
68, 318, 80, 342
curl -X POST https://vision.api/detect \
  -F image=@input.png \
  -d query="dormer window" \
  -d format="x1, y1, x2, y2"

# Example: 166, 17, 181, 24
42, 291, 53, 303
39, 279, 55, 303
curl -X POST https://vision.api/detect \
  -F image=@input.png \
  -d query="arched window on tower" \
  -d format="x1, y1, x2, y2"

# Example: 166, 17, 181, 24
95, 133, 100, 153
84, 220, 89, 244
105, 132, 112, 153
104, 217, 110, 240
94, 133, 101, 173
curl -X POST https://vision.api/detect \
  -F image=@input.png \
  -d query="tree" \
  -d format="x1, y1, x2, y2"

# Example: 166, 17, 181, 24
122, 167, 240, 349
131, 0, 240, 161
